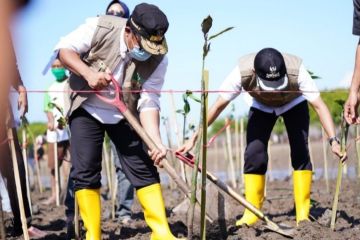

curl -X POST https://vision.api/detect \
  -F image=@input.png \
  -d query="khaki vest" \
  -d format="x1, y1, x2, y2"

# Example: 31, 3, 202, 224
239, 53, 302, 107
66, 15, 164, 117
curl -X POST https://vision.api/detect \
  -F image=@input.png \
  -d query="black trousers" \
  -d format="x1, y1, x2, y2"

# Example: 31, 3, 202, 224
69, 108, 159, 191
244, 101, 312, 174
0, 128, 31, 229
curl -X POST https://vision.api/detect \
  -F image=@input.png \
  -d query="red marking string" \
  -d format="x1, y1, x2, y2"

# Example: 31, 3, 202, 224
8, 89, 345, 94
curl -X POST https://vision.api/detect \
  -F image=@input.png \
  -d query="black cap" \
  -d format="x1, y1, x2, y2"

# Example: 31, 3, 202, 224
254, 48, 288, 91
128, 3, 169, 55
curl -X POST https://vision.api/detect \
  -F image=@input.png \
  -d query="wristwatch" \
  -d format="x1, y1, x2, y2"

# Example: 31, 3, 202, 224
328, 136, 340, 146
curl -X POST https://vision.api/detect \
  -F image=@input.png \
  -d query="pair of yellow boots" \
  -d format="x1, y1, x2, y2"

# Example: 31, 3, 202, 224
76, 183, 184, 240
236, 170, 312, 226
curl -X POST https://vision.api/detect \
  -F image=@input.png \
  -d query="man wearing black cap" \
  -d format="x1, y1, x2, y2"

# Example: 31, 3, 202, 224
54, 3, 183, 240
178, 48, 343, 226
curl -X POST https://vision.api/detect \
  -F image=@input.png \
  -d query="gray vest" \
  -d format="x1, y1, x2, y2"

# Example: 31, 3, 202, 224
240, 53, 302, 107
65, 15, 164, 117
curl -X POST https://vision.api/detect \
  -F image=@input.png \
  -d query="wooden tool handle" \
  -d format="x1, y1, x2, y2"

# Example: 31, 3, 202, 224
122, 110, 191, 196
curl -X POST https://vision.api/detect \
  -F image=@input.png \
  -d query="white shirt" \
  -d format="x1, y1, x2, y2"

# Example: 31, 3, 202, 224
45, 80, 70, 142
54, 17, 168, 124
219, 63, 320, 116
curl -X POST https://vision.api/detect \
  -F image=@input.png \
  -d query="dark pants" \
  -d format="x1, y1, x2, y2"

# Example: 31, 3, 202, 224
69, 108, 160, 191
0, 128, 31, 229
244, 101, 312, 174
110, 141, 134, 220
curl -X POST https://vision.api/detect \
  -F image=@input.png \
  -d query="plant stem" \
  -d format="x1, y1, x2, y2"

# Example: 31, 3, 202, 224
183, 115, 187, 143
200, 69, 209, 240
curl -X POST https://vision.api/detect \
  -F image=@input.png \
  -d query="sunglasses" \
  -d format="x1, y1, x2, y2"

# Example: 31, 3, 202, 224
106, 10, 125, 17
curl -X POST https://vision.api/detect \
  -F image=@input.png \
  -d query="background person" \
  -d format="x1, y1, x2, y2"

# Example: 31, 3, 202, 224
106, 0, 130, 18
42, 58, 71, 205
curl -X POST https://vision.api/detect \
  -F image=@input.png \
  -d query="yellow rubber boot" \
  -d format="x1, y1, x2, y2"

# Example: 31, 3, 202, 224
293, 170, 312, 224
236, 174, 265, 226
136, 183, 185, 240
75, 189, 101, 240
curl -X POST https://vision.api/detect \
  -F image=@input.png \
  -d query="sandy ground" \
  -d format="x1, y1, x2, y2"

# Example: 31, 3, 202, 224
4, 140, 360, 239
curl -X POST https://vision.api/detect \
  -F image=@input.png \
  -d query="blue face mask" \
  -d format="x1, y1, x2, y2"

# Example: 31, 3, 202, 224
129, 46, 151, 61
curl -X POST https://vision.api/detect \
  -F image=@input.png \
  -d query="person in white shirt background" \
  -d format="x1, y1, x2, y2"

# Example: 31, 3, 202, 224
42, 58, 71, 205
178, 47, 344, 227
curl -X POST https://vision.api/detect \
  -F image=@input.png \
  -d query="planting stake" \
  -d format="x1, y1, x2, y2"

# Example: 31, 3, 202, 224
54, 140, 60, 206
322, 127, 329, 192
268, 141, 273, 183
33, 144, 43, 193
21, 129, 32, 214
110, 148, 117, 220
308, 137, 315, 180
330, 116, 349, 231
225, 118, 237, 188
240, 117, 245, 185
169, 93, 187, 182
356, 125, 360, 178
234, 118, 240, 182
7, 128, 29, 240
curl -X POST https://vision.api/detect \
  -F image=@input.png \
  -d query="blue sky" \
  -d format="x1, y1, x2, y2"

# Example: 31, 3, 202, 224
10, 0, 356, 130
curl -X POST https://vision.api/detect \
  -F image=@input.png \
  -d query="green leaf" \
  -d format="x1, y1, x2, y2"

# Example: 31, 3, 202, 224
184, 101, 190, 114
187, 92, 201, 103
208, 27, 234, 41
48, 101, 65, 116
57, 117, 66, 126
201, 15, 213, 35
182, 92, 188, 102
307, 69, 321, 80
176, 109, 185, 114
